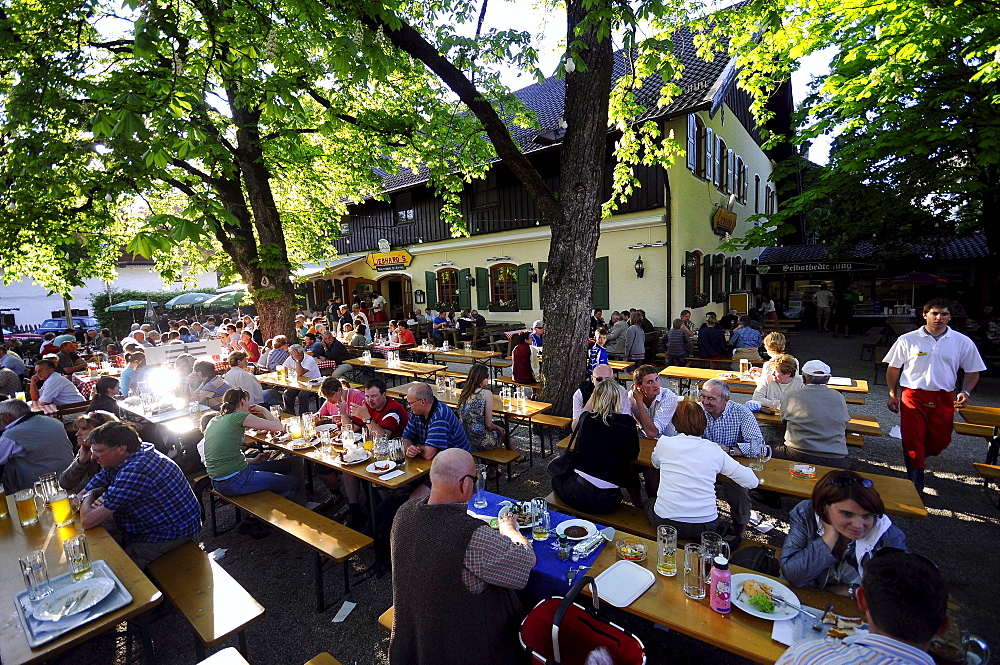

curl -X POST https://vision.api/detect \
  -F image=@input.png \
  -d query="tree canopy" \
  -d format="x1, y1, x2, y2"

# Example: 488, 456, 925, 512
705, 0, 1000, 257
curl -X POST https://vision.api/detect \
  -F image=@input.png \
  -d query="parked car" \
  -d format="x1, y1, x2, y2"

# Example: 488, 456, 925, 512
33, 317, 100, 336
1, 328, 43, 355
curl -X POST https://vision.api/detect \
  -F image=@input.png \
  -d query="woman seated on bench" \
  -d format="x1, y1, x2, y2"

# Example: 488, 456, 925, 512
644, 401, 759, 539
203, 388, 303, 503
551, 380, 640, 514
781, 469, 908, 596
457, 364, 519, 460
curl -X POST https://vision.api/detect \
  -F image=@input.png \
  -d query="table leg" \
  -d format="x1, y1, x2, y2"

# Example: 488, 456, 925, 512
134, 611, 157, 664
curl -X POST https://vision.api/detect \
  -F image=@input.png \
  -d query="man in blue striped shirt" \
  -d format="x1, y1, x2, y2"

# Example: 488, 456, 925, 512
403, 382, 470, 500
776, 550, 947, 665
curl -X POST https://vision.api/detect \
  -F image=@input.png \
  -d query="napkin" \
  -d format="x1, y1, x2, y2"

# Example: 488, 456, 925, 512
380, 469, 405, 480
771, 605, 822, 646
20, 594, 95, 636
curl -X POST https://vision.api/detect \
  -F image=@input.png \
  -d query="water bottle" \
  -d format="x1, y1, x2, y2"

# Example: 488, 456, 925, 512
709, 555, 731, 614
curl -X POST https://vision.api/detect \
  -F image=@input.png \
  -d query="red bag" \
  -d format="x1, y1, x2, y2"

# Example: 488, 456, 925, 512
519, 576, 646, 665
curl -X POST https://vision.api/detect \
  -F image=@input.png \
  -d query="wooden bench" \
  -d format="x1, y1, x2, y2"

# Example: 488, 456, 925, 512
495, 375, 541, 391
954, 422, 1000, 465
436, 370, 469, 383
847, 432, 865, 448
860, 327, 886, 361
973, 463, 1000, 509
208, 490, 374, 611
546, 491, 656, 540
529, 413, 572, 458
378, 606, 394, 634
305, 653, 345, 665
472, 448, 522, 490
146, 541, 266, 661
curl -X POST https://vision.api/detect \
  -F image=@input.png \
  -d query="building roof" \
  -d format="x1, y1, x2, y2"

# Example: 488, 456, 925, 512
758, 232, 988, 264
379, 24, 735, 195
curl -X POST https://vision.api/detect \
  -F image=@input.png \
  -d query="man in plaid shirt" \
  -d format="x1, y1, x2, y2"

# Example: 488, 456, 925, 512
81, 421, 201, 569
701, 378, 764, 539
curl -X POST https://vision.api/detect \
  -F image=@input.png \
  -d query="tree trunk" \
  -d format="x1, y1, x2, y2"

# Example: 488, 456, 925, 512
539, 0, 615, 416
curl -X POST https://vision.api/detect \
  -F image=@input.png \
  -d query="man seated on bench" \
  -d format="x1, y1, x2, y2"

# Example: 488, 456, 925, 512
389, 448, 534, 665
774, 360, 851, 469
0, 398, 75, 492
80, 421, 201, 569
402, 382, 470, 501
28, 359, 85, 406
571, 364, 631, 429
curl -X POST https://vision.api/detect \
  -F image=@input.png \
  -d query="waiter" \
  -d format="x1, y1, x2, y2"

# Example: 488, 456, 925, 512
882, 298, 985, 492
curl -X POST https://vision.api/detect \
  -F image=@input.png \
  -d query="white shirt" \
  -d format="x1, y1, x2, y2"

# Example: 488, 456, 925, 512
224, 367, 264, 404
650, 433, 759, 523
283, 354, 320, 379
630, 387, 678, 437
814, 289, 833, 308
571, 383, 633, 422
372, 295, 385, 313
39, 373, 85, 405
882, 326, 986, 391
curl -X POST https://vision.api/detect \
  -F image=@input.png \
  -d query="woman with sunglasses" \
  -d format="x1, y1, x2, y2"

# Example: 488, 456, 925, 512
202, 388, 302, 502
781, 469, 908, 597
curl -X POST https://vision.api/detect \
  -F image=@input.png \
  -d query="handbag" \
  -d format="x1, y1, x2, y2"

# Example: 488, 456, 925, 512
547, 417, 584, 479
729, 545, 781, 577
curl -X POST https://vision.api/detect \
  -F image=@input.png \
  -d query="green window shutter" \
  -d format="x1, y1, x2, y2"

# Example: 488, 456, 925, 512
593, 256, 610, 310
538, 262, 547, 310
516, 263, 532, 311
685, 252, 696, 308
724, 257, 733, 294
686, 114, 697, 172
424, 271, 437, 310
703, 254, 712, 299
475, 267, 489, 309
458, 268, 471, 310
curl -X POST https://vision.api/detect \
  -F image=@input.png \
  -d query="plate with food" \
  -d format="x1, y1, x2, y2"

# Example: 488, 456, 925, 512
498, 501, 538, 530
339, 448, 371, 465
556, 519, 596, 541
731, 573, 801, 620
819, 608, 867, 639
366, 460, 397, 474
287, 440, 316, 450
33, 577, 116, 621
315, 423, 337, 433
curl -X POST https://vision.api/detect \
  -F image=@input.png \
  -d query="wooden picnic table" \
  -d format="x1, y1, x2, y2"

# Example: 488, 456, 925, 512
658, 366, 870, 395
755, 411, 883, 437
344, 357, 446, 381
0, 497, 162, 665
256, 371, 324, 393
585, 530, 860, 665
957, 404, 1000, 427
555, 435, 926, 519
386, 381, 552, 431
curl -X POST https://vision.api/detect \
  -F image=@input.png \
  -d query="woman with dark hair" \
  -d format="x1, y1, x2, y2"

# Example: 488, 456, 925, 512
645, 401, 759, 538
456, 364, 507, 452
624, 312, 646, 363
89, 376, 161, 443
202, 388, 301, 501
60, 410, 120, 491
781, 469, 908, 595
511, 332, 536, 384
551, 380, 640, 514
119, 351, 147, 396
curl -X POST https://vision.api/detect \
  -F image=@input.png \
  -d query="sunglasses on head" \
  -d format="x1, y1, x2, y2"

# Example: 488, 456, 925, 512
826, 475, 873, 489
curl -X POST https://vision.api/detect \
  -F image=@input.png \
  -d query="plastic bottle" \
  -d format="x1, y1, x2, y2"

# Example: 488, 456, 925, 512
710, 555, 731, 614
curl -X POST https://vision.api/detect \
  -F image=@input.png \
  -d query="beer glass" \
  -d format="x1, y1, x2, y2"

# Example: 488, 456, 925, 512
0, 482, 8, 519
64, 534, 93, 581
20, 549, 52, 601
530, 497, 550, 541
683, 544, 706, 599
15, 489, 38, 526
50, 489, 74, 527
750, 444, 772, 473
473, 464, 488, 509
701, 532, 731, 580
656, 525, 678, 577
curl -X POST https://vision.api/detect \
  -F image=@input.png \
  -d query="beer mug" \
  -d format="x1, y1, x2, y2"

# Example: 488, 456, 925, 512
20, 549, 52, 601
530, 497, 550, 542
656, 525, 678, 577
683, 544, 707, 600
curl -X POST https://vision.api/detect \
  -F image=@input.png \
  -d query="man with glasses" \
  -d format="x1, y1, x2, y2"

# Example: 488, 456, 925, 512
776, 549, 948, 665
402, 382, 470, 500
389, 448, 534, 665
80, 421, 201, 569
28, 359, 85, 406
571, 364, 632, 428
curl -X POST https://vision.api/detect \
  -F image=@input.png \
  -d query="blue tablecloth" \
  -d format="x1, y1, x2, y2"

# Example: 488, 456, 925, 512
468, 490, 609, 599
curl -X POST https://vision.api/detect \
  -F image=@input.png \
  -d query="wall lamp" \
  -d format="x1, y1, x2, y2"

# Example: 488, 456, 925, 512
527, 264, 538, 283
634, 256, 645, 279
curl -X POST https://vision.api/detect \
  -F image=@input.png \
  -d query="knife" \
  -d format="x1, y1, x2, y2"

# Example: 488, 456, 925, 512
58, 589, 89, 618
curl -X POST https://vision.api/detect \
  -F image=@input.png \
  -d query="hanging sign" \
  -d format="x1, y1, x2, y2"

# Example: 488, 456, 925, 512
366, 249, 413, 272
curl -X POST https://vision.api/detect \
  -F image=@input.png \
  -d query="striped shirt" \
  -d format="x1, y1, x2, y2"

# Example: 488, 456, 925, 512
775, 634, 934, 665
402, 398, 470, 452
703, 400, 764, 457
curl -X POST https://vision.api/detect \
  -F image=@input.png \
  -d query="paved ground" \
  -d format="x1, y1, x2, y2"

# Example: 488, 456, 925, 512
49, 328, 1000, 664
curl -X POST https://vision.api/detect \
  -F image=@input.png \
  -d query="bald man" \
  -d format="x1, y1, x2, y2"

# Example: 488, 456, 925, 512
571, 363, 633, 429
389, 449, 535, 665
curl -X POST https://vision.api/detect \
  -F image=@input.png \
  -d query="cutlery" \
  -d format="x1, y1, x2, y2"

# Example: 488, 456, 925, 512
814, 603, 834, 632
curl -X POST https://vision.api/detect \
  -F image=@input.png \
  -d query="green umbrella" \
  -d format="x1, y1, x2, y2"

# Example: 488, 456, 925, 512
202, 290, 247, 308
107, 300, 155, 312
164, 292, 215, 309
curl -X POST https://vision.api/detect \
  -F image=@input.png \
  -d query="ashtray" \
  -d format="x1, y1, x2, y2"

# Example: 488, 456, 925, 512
789, 464, 816, 478
615, 537, 647, 562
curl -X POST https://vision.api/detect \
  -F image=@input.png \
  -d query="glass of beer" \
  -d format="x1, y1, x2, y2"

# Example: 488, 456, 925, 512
64, 534, 93, 581
15, 489, 38, 526
530, 497, 550, 541
50, 489, 74, 527
287, 419, 303, 439
656, 525, 678, 577
0, 482, 8, 519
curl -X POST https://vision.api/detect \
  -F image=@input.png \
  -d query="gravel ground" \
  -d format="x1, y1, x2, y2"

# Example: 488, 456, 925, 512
48, 329, 999, 665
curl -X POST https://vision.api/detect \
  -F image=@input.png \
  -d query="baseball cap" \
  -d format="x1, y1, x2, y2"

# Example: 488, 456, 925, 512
532, 320, 544, 329
801, 360, 831, 377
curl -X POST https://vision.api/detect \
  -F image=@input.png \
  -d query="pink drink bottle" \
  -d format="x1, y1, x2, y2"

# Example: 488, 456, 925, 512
710, 555, 731, 614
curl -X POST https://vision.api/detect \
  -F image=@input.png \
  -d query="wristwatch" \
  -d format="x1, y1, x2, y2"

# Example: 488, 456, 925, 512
848, 583, 860, 601
959, 390, 971, 397
364, 418, 373, 424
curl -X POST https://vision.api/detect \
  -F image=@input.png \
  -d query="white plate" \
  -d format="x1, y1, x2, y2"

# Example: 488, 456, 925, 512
594, 560, 655, 608
366, 460, 397, 474
555, 519, 596, 541
287, 441, 315, 450
498, 502, 537, 530
340, 449, 371, 465
315, 423, 336, 432
33, 578, 115, 621
731, 573, 801, 620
